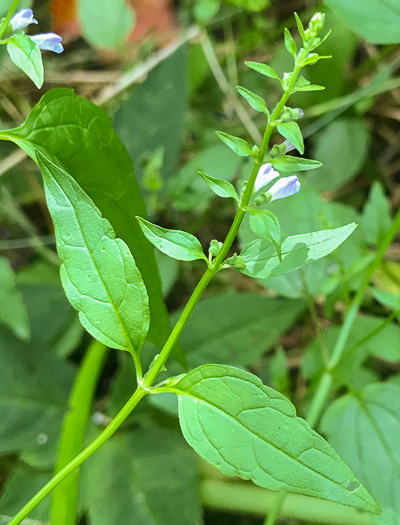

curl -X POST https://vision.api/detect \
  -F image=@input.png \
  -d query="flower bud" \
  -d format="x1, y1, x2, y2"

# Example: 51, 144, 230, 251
308, 12, 325, 38
209, 239, 223, 258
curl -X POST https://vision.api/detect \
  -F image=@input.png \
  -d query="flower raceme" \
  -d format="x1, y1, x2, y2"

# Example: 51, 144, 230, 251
254, 163, 301, 202
9, 9, 63, 53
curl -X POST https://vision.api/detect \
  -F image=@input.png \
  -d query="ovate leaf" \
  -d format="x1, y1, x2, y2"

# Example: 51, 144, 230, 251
240, 223, 356, 279
6, 34, 43, 88
0, 256, 30, 340
176, 364, 379, 513
37, 151, 149, 353
322, 383, 400, 523
137, 217, 207, 263
277, 122, 304, 155
271, 156, 322, 172
198, 171, 239, 201
246, 61, 282, 83
236, 86, 269, 115
216, 131, 252, 157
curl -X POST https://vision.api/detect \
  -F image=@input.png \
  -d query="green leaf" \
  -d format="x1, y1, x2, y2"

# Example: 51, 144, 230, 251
6, 34, 43, 88
240, 223, 357, 279
78, 0, 135, 50
294, 12, 306, 41
308, 118, 370, 192
322, 383, 400, 523
249, 209, 281, 256
82, 428, 202, 525
302, 53, 332, 66
37, 151, 150, 353
1, 88, 171, 351
277, 122, 304, 155
0, 255, 30, 340
294, 84, 325, 92
284, 28, 297, 57
176, 364, 379, 513
245, 61, 282, 83
222, 0, 270, 11
271, 156, 322, 171
194, 0, 221, 23
137, 217, 207, 263
361, 182, 392, 246
198, 171, 239, 201
236, 86, 269, 115
216, 131, 252, 157
324, 0, 400, 44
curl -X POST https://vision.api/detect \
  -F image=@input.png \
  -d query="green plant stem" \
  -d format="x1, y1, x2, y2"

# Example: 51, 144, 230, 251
264, 491, 286, 525
9, 54, 304, 525
201, 480, 374, 525
0, 0, 20, 40
50, 340, 108, 525
307, 207, 400, 428
7, 386, 147, 525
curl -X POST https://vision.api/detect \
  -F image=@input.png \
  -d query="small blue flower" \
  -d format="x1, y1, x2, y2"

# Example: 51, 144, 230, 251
31, 33, 64, 54
267, 176, 301, 202
254, 163, 279, 193
10, 8, 38, 31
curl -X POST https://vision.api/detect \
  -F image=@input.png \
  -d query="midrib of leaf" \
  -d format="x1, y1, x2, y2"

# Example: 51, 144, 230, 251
51, 174, 136, 354
10, 38, 41, 79
178, 386, 347, 487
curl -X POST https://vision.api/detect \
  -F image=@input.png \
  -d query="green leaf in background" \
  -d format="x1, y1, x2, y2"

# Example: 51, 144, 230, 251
222, 0, 270, 10
82, 428, 202, 525
0, 88, 171, 351
176, 364, 379, 513
137, 217, 207, 263
0, 255, 30, 340
236, 86, 269, 115
246, 61, 282, 83
171, 292, 304, 369
322, 383, 400, 523
194, 0, 221, 24
113, 48, 187, 193
324, 0, 400, 44
361, 182, 392, 246
167, 145, 241, 212
277, 121, 304, 155
216, 131, 252, 157
198, 171, 239, 201
6, 34, 43, 89
37, 152, 149, 353
240, 223, 356, 279
308, 118, 370, 192
78, 0, 135, 50
284, 28, 297, 57
271, 156, 322, 172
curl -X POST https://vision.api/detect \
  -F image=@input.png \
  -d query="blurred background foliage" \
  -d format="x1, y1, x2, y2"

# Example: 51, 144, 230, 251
0, 0, 399, 524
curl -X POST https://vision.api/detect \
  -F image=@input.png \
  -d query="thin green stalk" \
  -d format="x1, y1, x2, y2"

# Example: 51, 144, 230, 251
7, 386, 147, 525
0, 0, 20, 40
264, 491, 286, 525
50, 341, 108, 525
9, 45, 306, 524
307, 207, 400, 428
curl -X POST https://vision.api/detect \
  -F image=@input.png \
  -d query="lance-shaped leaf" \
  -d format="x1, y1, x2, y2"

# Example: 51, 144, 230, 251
294, 77, 324, 92
240, 223, 356, 279
36, 151, 149, 353
6, 34, 43, 88
284, 28, 297, 57
175, 364, 380, 513
236, 86, 269, 115
277, 122, 304, 155
271, 156, 322, 172
198, 171, 239, 201
245, 61, 282, 84
216, 131, 252, 157
302, 53, 332, 66
322, 383, 400, 523
137, 217, 208, 263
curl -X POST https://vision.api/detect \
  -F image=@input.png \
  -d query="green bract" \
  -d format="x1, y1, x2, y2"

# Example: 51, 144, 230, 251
37, 151, 150, 354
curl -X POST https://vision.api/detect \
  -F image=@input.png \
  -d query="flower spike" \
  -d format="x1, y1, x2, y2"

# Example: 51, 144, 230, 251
10, 9, 38, 31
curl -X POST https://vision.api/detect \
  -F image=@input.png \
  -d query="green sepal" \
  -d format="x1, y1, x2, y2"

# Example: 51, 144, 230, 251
284, 28, 297, 57
198, 171, 239, 201
216, 131, 252, 157
245, 61, 282, 84
6, 34, 43, 88
137, 217, 208, 263
271, 155, 321, 171
236, 86, 269, 116
277, 121, 304, 155
36, 151, 150, 354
